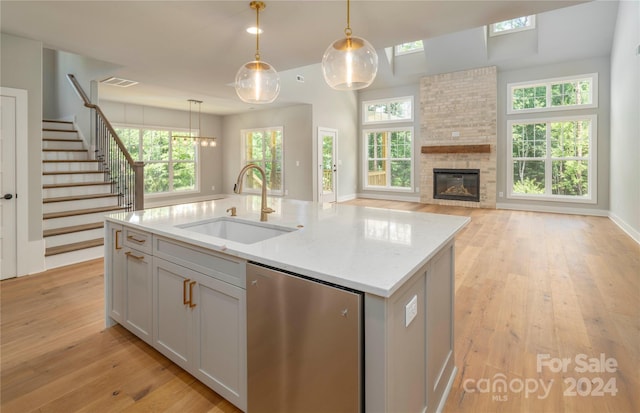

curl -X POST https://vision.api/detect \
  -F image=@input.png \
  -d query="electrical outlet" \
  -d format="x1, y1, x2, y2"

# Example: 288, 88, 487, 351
211, 186, 215, 191
451, 131, 460, 137
499, 191, 504, 197
405, 295, 418, 327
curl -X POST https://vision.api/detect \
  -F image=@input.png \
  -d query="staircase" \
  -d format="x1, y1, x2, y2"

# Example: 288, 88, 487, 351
42, 120, 126, 269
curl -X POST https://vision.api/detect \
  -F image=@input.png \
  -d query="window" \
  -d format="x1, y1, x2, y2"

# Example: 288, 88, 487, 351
115, 125, 198, 195
508, 116, 596, 202
363, 96, 413, 124
507, 74, 598, 114
489, 15, 535, 36
241, 127, 284, 196
395, 40, 424, 56
364, 128, 413, 191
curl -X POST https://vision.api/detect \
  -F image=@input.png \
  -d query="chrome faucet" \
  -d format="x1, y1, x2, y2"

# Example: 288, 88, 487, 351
234, 164, 275, 221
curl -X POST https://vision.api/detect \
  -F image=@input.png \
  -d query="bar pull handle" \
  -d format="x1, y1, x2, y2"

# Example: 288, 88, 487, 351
183, 279, 190, 305
125, 251, 144, 260
127, 235, 146, 244
189, 281, 197, 308
115, 230, 122, 250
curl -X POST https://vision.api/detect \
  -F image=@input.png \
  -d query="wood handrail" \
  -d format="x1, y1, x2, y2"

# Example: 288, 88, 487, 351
67, 73, 144, 210
67, 74, 138, 167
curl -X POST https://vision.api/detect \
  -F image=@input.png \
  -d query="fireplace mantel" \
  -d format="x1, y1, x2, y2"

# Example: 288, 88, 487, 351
421, 144, 491, 154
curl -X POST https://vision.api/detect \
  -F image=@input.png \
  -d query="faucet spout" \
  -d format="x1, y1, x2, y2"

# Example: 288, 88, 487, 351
234, 164, 275, 222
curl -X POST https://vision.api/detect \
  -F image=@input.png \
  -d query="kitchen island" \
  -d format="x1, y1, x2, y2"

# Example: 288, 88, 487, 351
104, 195, 469, 413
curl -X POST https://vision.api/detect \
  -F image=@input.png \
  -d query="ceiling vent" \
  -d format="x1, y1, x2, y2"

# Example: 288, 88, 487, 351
100, 76, 139, 87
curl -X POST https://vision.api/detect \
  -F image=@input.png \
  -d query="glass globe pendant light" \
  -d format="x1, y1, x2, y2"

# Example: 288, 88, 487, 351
235, 1, 280, 104
321, 0, 378, 90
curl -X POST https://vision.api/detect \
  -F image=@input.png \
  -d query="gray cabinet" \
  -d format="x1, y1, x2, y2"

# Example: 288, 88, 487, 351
105, 222, 124, 324
152, 237, 247, 411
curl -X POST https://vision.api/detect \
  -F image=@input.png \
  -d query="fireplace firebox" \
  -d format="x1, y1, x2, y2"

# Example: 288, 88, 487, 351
433, 169, 480, 202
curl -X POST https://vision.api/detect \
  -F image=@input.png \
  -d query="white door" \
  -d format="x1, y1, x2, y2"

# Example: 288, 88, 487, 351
318, 128, 338, 203
0, 95, 18, 280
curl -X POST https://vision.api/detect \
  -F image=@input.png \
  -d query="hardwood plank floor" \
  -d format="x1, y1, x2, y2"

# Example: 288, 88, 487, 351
1, 200, 638, 412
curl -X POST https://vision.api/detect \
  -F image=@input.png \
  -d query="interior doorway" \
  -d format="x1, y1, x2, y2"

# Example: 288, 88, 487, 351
318, 128, 338, 203
1, 88, 28, 279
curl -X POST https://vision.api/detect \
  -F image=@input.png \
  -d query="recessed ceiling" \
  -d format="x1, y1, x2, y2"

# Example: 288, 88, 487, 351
0, 0, 588, 115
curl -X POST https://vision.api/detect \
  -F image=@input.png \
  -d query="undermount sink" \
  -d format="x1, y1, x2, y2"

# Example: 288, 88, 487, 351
177, 217, 296, 244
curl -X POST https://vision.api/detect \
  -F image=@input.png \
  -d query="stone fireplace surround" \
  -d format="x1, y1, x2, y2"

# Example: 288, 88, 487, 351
419, 66, 497, 209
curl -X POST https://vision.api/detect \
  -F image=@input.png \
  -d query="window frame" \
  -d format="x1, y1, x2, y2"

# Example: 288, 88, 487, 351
113, 123, 200, 197
362, 96, 414, 125
362, 126, 415, 193
489, 15, 536, 37
507, 115, 597, 203
394, 40, 424, 56
507, 73, 599, 114
240, 126, 285, 196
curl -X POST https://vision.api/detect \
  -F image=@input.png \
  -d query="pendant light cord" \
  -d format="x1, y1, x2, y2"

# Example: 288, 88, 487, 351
344, 0, 352, 38
255, 3, 261, 61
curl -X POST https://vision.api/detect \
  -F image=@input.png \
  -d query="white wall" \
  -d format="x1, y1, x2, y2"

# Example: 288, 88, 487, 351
100, 101, 224, 205
609, 0, 640, 241
42, 48, 121, 145
0, 33, 43, 243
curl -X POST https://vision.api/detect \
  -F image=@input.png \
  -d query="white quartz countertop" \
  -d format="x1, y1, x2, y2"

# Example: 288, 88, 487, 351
105, 195, 469, 297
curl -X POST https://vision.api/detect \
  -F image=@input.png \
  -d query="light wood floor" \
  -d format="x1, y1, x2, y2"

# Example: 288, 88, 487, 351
1, 200, 638, 412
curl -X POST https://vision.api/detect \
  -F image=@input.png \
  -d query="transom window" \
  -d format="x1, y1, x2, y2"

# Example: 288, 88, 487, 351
507, 74, 598, 114
489, 15, 536, 36
395, 40, 424, 56
364, 128, 413, 191
508, 116, 596, 202
241, 127, 284, 196
115, 125, 198, 195
363, 96, 413, 124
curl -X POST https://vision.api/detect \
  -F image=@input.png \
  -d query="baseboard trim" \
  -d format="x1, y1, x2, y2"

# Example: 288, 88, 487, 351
496, 202, 609, 217
337, 193, 357, 203
44, 245, 104, 271
609, 212, 640, 244
356, 192, 421, 203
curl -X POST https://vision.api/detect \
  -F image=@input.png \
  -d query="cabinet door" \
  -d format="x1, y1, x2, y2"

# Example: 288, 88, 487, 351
105, 223, 124, 324
123, 247, 153, 344
192, 272, 247, 411
152, 257, 194, 370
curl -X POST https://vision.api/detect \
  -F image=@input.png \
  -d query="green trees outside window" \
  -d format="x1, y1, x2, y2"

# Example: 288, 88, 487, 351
115, 126, 198, 195
510, 118, 592, 198
241, 127, 283, 195
365, 129, 413, 190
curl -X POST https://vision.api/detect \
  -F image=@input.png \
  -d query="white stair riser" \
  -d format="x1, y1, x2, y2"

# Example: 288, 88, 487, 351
43, 173, 105, 185
44, 196, 119, 214
42, 130, 79, 140
42, 121, 75, 131
43, 162, 100, 173
45, 245, 104, 270
44, 184, 112, 198
43, 151, 89, 161
45, 228, 105, 249
44, 211, 113, 231
43, 140, 85, 150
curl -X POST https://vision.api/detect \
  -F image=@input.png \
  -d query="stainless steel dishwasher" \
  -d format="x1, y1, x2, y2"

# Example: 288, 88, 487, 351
247, 262, 363, 413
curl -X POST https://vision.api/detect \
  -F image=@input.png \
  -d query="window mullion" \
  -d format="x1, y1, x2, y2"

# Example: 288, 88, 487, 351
545, 122, 552, 195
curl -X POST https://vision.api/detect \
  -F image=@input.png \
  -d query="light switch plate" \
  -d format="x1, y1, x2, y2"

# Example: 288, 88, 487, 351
405, 295, 418, 327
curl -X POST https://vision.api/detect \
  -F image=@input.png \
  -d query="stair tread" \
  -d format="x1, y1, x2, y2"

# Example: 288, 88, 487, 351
44, 193, 118, 203
43, 160, 99, 163
43, 222, 104, 238
45, 238, 104, 257
42, 137, 82, 142
42, 128, 78, 132
42, 149, 88, 152
43, 119, 73, 124
43, 205, 126, 220
43, 171, 103, 175
43, 182, 111, 189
